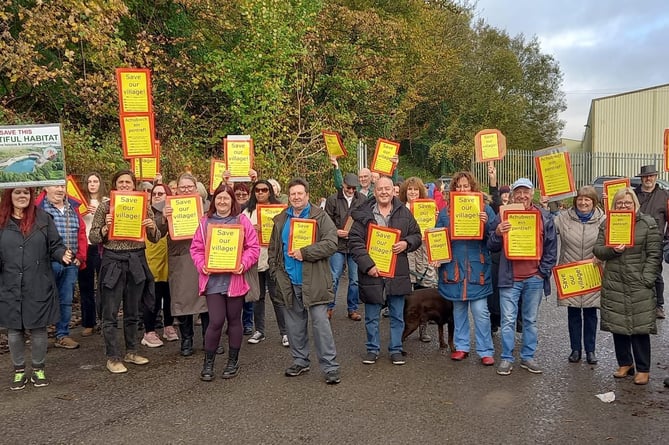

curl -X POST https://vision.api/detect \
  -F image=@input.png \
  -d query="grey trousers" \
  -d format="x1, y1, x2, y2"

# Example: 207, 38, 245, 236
8, 328, 48, 370
284, 285, 339, 373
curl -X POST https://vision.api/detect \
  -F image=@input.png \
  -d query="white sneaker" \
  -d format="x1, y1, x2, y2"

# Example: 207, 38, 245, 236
281, 335, 289, 347
248, 331, 266, 344
141, 331, 164, 348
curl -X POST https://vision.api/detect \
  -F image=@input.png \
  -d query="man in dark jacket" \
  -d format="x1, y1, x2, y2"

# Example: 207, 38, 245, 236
268, 178, 341, 385
487, 178, 557, 376
325, 173, 367, 321
634, 165, 668, 319
348, 176, 422, 366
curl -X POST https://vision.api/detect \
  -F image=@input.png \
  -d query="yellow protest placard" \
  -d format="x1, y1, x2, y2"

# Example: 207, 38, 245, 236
224, 137, 254, 180
603, 178, 629, 210
109, 191, 147, 241
166, 195, 203, 240
366, 224, 400, 277
209, 159, 227, 194
449, 192, 483, 240
66, 175, 88, 215
534, 150, 576, 198
205, 224, 243, 272
552, 260, 602, 300
120, 115, 156, 158
323, 130, 347, 157
116, 68, 152, 113
131, 156, 160, 181
503, 210, 541, 260
257, 204, 287, 246
410, 199, 437, 235
605, 210, 635, 247
288, 218, 317, 251
425, 228, 452, 262
370, 138, 399, 175
474, 129, 507, 162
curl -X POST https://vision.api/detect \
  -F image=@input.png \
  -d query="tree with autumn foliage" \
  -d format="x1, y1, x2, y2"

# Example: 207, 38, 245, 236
0, 0, 565, 196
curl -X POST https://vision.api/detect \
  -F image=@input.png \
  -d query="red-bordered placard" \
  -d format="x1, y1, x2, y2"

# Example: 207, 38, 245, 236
603, 178, 629, 210
552, 259, 602, 300
204, 224, 243, 273
605, 210, 635, 247
209, 159, 227, 194
224, 136, 254, 181
449, 192, 484, 240
288, 218, 317, 252
119, 114, 157, 159
410, 199, 437, 236
534, 145, 576, 200
165, 194, 203, 241
366, 223, 401, 277
66, 175, 88, 215
115, 68, 153, 114
257, 204, 288, 246
131, 155, 161, 181
322, 130, 347, 158
424, 227, 452, 262
474, 129, 507, 162
109, 191, 148, 242
503, 210, 542, 260
664, 129, 669, 172
370, 138, 399, 175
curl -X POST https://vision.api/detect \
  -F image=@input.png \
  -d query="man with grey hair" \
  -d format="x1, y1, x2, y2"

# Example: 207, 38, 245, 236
487, 178, 557, 376
633, 165, 668, 319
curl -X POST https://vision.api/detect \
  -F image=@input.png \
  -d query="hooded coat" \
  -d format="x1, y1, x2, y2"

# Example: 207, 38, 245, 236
0, 209, 67, 329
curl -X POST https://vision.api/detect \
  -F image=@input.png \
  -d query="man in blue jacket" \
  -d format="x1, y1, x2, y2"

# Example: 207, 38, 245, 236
487, 178, 557, 376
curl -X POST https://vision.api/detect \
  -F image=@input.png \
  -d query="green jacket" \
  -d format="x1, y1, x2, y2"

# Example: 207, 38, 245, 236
593, 212, 661, 335
268, 206, 338, 308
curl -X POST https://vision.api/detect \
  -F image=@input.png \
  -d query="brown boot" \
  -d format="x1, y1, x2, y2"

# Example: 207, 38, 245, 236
633, 372, 649, 385
613, 365, 635, 378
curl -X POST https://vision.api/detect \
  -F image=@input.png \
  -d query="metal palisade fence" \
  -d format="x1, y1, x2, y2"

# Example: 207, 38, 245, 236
470, 151, 668, 189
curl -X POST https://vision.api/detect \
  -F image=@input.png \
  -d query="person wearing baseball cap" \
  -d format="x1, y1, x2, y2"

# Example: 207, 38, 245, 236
634, 165, 668, 319
487, 177, 558, 376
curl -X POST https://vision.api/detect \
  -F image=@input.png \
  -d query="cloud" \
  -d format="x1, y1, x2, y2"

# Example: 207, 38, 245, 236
473, 0, 669, 140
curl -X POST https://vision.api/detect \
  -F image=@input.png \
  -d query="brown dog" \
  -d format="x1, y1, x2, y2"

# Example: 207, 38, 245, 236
402, 287, 455, 350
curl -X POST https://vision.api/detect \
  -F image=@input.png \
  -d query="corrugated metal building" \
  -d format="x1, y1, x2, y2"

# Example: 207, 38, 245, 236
581, 83, 669, 179
583, 83, 669, 154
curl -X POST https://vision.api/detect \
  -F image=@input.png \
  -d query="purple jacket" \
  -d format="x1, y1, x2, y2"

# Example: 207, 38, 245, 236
190, 213, 260, 297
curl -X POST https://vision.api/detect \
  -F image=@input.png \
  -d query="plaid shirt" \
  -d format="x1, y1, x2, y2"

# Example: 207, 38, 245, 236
42, 199, 79, 252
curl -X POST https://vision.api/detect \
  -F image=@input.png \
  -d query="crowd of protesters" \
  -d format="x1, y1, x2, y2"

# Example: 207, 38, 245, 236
1, 159, 668, 390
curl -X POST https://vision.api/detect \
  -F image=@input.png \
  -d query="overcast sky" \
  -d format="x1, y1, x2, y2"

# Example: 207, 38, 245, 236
473, 0, 669, 141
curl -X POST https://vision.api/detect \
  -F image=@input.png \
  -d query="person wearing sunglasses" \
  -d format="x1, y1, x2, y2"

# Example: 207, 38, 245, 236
241, 180, 290, 347
140, 183, 178, 348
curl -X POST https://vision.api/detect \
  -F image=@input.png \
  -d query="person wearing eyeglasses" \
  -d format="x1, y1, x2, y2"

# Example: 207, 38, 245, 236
241, 180, 290, 347
140, 183, 177, 348
157, 173, 213, 357
593, 187, 662, 385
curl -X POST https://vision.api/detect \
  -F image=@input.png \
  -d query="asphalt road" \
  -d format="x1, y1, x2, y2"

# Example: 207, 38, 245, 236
1, 273, 668, 445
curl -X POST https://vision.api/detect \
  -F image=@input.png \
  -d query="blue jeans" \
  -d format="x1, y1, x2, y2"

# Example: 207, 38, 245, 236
328, 252, 359, 312
499, 275, 543, 362
52, 262, 79, 339
242, 301, 254, 329
567, 307, 597, 353
364, 294, 405, 354
452, 298, 494, 357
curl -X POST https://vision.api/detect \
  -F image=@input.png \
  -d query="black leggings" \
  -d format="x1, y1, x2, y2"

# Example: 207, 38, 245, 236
204, 294, 244, 353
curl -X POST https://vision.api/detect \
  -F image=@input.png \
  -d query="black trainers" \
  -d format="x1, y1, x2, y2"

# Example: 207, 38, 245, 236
285, 364, 310, 377
391, 353, 406, 365
362, 352, 379, 364
325, 369, 341, 385
10, 370, 28, 391
31, 368, 49, 387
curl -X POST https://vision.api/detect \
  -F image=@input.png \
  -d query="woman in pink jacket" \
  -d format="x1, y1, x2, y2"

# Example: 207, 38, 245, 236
190, 184, 260, 381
